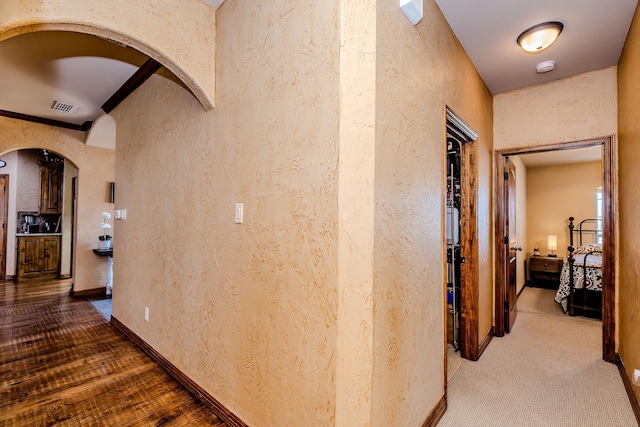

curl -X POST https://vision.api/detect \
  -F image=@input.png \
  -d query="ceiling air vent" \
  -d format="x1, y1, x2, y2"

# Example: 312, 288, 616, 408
51, 101, 78, 114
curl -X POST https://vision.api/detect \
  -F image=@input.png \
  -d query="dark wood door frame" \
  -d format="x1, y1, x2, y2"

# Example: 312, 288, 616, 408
494, 137, 616, 363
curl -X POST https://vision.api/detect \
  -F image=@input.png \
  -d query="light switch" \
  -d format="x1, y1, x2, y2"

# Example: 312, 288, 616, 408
121, 208, 127, 220
114, 210, 122, 219
235, 203, 243, 224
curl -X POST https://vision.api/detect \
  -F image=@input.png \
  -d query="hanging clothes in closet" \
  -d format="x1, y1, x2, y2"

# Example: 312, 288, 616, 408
446, 136, 462, 351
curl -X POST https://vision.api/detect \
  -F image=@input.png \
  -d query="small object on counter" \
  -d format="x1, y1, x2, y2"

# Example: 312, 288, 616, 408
533, 247, 540, 256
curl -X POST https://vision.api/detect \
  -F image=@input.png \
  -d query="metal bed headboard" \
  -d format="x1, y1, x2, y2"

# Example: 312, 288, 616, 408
569, 217, 602, 247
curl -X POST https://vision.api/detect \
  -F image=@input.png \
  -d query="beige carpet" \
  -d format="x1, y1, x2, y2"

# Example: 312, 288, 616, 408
447, 343, 462, 382
440, 287, 637, 426
516, 287, 566, 317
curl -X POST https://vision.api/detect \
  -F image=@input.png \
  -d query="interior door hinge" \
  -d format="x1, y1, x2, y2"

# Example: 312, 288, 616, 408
504, 301, 509, 310
504, 172, 508, 180
503, 236, 509, 244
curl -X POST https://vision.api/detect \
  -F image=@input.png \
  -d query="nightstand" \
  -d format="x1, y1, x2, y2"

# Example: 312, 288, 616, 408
528, 255, 564, 289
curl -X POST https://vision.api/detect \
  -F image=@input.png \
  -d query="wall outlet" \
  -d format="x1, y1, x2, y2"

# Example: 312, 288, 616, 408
144, 307, 149, 322
633, 369, 640, 386
114, 209, 122, 219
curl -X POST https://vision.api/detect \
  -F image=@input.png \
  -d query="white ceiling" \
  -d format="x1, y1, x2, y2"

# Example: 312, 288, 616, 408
435, 0, 638, 94
0, 31, 147, 126
517, 146, 602, 167
0, 0, 227, 128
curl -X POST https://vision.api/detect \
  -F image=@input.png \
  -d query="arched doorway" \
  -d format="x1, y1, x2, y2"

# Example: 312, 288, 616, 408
6, 149, 77, 283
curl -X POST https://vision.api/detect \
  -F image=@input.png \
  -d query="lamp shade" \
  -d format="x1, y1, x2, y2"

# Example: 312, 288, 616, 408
547, 235, 558, 251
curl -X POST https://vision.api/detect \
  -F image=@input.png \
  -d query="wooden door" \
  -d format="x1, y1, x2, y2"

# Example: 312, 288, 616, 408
41, 236, 61, 276
504, 158, 519, 333
40, 161, 63, 214
17, 236, 41, 279
0, 176, 7, 280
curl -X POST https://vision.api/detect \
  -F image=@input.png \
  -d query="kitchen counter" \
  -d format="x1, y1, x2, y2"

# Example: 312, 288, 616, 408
16, 233, 63, 236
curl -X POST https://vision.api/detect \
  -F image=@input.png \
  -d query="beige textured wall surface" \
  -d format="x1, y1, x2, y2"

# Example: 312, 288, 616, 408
0, 0, 216, 110
335, 0, 376, 425
494, 67, 618, 151
0, 117, 115, 290
526, 161, 601, 259
99, 0, 495, 425
111, 1, 340, 425
617, 1, 640, 405
372, 1, 493, 425
16, 150, 40, 212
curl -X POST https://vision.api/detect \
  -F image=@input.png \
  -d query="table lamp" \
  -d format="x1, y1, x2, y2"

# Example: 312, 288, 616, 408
547, 235, 557, 257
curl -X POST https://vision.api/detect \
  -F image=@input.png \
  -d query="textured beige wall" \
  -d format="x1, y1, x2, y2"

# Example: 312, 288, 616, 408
110, 0, 493, 425
494, 67, 618, 151
0, 117, 115, 290
372, 1, 493, 425
335, 0, 376, 424
16, 150, 41, 211
111, 1, 340, 425
617, 1, 640, 405
526, 161, 601, 258
0, 0, 216, 110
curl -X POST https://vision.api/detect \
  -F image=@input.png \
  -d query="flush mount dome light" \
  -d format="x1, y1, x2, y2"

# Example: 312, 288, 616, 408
536, 60, 556, 73
517, 21, 564, 53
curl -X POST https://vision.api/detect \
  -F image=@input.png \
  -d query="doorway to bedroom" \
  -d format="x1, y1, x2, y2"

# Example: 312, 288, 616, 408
494, 137, 615, 363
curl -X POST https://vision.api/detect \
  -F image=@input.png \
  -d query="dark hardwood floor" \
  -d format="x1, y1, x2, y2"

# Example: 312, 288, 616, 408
0, 278, 228, 426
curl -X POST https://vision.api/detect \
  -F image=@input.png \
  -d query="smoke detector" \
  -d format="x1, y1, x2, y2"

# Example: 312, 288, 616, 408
51, 101, 78, 113
536, 60, 556, 74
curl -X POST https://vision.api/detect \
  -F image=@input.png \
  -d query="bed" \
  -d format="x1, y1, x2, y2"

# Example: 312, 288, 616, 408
554, 217, 603, 319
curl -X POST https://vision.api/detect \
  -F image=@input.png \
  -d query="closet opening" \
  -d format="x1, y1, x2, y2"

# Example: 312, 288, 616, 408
444, 107, 481, 363
446, 135, 461, 351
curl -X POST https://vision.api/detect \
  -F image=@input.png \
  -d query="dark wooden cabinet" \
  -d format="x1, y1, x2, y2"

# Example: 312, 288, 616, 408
528, 255, 564, 288
39, 160, 64, 214
17, 235, 61, 280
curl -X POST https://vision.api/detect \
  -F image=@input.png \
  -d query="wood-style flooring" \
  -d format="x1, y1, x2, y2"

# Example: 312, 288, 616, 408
0, 279, 228, 426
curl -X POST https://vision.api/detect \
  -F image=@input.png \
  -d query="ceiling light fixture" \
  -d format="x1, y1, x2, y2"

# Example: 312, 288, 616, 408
517, 21, 564, 53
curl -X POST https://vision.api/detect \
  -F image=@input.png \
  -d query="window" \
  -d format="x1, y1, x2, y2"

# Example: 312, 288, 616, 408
595, 187, 603, 244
